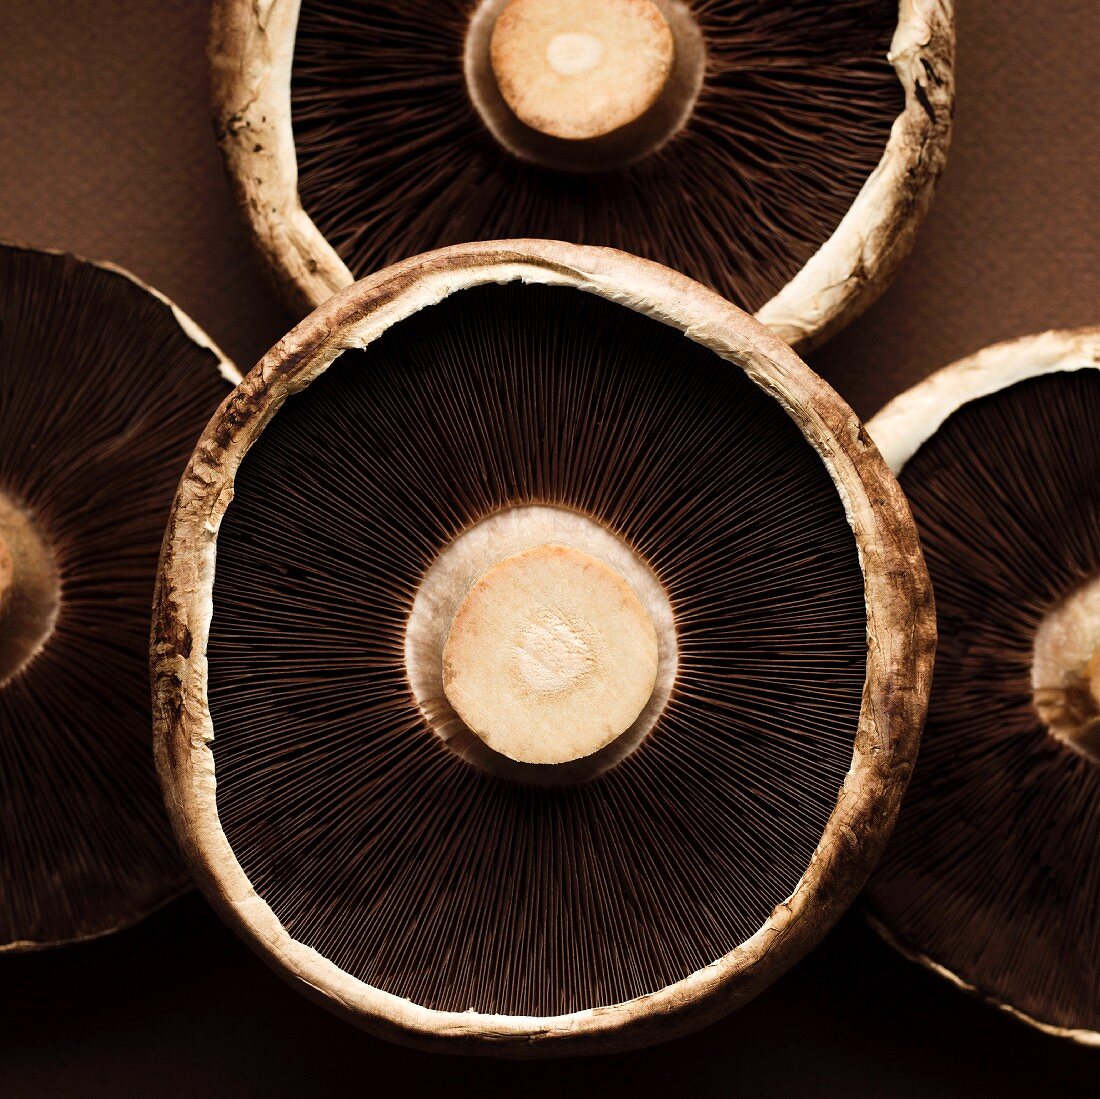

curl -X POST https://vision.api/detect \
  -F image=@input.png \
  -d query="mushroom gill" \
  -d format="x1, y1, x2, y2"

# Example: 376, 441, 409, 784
211, 0, 954, 344
866, 331, 1100, 1044
153, 243, 934, 1054
0, 243, 235, 950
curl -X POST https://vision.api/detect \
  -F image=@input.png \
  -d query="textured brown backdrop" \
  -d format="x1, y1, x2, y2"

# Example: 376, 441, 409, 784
1, 1, 1097, 1095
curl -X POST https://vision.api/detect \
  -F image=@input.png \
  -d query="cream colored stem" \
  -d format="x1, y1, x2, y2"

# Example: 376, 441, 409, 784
0, 496, 62, 687
490, 0, 674, 140
1086, 649, 1100, 714
1070, 647, 1100, 766
442, 543, 659, 765
1032, 577, 1100, 765
0, 534, 12, 618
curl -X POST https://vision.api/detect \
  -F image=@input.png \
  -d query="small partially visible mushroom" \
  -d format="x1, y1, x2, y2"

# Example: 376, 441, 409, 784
210, 0, 954, 348
0, 243, 238, 951
865, 328, 1100, 1045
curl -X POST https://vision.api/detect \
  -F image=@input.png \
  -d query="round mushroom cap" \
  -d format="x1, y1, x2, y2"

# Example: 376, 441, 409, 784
153, 241, 933, 1055
210, 0, 954, 347
865, 328, 1100, 1045
0, 243, 236, 950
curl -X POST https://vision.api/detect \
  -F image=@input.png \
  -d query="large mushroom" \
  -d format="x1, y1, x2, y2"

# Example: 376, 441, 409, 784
152, 240, 934, 1055
865, 328, 1100, 1045
0, 243, 239, 950
209, 0, 954, 348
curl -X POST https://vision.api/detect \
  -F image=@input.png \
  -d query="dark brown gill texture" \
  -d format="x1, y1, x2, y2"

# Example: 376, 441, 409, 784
0, 245, 228, 949
868, 369, 1100, 1036
205, 282, 867, 1017
290, 0, 902, 312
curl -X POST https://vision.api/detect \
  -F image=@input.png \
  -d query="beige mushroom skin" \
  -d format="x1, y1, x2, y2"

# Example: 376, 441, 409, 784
208, 0, 954, 348
152, 239, 934, 1056
865, 326, 1100, 1047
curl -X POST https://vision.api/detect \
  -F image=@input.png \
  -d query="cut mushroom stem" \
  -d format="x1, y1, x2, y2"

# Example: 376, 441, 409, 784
0, 534, 12, 616
1033, 574, 1100, 765
490, 0, 674, 141
465, 0, 703, 172
442, 544, 659, 765
405, 504, 678, 785
0, 492, 60, 689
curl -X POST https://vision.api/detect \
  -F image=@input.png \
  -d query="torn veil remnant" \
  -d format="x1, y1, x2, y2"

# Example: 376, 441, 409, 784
0, 243, 238, 951
865, 328, 1100, 1045
153, 241, 934, 1055
210, 0, 954, 348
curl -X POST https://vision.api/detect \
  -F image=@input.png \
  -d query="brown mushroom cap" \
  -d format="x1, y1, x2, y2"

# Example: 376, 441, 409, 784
865, 328, 1100, 1045
209, 0, 954, 348
152, 240, 933, 1055
0, 243, 237, 951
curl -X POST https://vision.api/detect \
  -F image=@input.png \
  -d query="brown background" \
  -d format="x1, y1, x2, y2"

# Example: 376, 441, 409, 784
1, 1, 1098, 1095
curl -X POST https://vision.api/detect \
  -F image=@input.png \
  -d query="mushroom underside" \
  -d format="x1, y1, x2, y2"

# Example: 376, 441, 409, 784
289, 0, 905, 313
0, 244, 230, 949
867, 368, 1100, 1037
204, 281, 870, 1017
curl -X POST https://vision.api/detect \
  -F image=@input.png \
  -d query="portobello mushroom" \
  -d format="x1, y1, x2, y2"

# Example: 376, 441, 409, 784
153, 240, 933, 1055
209, 0, 954, 348
0, 243, 238, 951
865, 328, 1100, 1045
